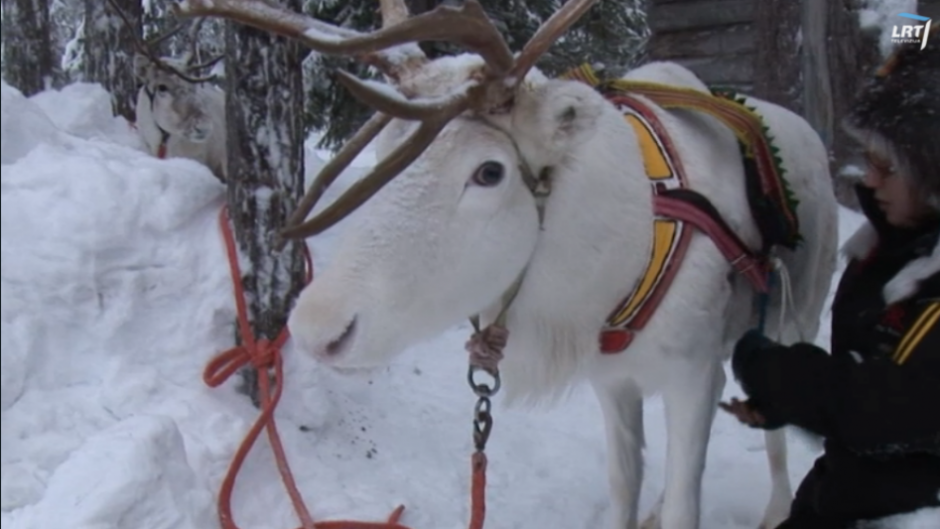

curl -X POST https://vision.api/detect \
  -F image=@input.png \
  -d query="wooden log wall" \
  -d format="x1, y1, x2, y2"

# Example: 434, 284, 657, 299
645, 0, 891, 210
646, 0, 759, 94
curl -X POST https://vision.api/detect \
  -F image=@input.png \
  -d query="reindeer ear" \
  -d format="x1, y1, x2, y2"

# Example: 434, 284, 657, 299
510, 80, 605, 169
542, 81, 604, 150
133, 53, 152, 82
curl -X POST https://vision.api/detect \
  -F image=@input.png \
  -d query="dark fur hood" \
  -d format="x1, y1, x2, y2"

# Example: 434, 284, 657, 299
844, 25, 940, 206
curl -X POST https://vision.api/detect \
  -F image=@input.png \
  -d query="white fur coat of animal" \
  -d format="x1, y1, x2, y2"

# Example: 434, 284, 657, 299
287, 58, 841, 529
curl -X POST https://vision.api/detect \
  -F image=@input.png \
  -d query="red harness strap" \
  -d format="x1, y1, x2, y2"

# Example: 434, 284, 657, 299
654, 193, 771, 293
597, 94, 771, 354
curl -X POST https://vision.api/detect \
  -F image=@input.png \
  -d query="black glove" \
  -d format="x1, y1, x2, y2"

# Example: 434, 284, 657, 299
732, 328, 776, 393
729, 329, 787, 430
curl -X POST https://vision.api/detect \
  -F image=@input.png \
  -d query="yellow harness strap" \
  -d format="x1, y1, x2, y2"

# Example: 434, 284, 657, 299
605, 110, 689, 329
601, 102, 694, 352
561, 63, 694, 353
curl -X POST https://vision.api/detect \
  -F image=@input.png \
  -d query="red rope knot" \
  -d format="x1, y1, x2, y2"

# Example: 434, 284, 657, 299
250, 338, 277, 369
465, 324, 508, 377
202, 337, 281, 389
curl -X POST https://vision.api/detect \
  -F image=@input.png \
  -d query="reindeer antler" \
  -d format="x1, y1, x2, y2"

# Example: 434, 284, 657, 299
172, 0, 600, 239
107, 0, 218, 84
181, 16, 224, 77
144, 21, 185, 49
172, 0, 429, 83
187, 53, 224, 73
509, 0, 601, 86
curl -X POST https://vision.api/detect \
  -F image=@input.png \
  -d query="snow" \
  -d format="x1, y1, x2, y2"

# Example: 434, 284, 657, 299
30, 82, 141, 148
1, 83, 60, 165
2, 79, 938, 529
859, 0, 921, 56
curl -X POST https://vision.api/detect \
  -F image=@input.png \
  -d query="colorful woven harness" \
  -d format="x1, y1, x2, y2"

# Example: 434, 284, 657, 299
559, 64, 802, 353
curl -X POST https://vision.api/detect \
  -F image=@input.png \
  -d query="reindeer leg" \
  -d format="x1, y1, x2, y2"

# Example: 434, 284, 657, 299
659, 357, 726, 529
759, 429, 792, 528
639, 491, 663, 529
591, 377, 645, 529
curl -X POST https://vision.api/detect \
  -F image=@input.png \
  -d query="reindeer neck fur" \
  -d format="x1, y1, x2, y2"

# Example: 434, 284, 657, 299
136, 86, 225, 154
486, 62, 762, 407
472, 75, 669, 406
135, 86, 169, 156
134, 84, 225, 169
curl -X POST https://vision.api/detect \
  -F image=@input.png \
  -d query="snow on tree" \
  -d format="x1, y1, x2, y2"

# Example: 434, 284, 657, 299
304, 0, 648, 151
82, 0, 142, 121
142, 0, 224, 69
221, 0, 308, 404
301, 0, 379, 152
1, 0, 63, 96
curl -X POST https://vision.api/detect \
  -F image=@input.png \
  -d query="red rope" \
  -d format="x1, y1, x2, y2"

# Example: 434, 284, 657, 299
468, 453, 488, 529
204, 204, 414, 529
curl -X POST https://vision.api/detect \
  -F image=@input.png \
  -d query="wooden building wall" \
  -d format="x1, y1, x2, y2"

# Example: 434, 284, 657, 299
644, 0, 891, 209
646, 0, 759, 94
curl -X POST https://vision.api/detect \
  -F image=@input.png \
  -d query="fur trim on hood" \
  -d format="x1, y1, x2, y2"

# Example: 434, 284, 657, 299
842, 221, 940, 304
843, 25, 940, 210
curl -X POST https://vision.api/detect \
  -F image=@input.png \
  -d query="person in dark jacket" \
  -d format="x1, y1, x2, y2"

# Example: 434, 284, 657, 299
720, 31, 940, 528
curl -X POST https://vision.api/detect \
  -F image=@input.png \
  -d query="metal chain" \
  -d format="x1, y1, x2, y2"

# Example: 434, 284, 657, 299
468, 366, 500, 451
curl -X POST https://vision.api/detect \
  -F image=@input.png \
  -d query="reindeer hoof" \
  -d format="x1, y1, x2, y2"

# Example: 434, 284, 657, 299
639, 510, 661, 529
758, 499, 791, 529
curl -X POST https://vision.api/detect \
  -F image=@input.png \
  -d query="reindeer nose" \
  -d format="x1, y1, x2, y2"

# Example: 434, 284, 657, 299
294, 315, 357, 363
189, 126, 211, 142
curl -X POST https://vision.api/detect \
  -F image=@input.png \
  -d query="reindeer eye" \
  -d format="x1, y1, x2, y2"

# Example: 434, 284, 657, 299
156, 84, 169, 93
471, 161, 504, 187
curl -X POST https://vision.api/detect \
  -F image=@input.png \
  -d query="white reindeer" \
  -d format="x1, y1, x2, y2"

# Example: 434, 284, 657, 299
133, 53, 226, 183
128, 15, 227, 183
175, 1, 839, 528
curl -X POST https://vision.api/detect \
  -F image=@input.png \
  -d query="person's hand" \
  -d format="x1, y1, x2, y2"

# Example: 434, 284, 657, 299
725, 330, 791, 430
719, 397, 768, 427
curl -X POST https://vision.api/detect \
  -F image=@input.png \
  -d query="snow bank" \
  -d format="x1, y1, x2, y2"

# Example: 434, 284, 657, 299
29, 82, 142, 149
2, 81, 228, 526
12, 415, 214, 529
1, 82, 61, 166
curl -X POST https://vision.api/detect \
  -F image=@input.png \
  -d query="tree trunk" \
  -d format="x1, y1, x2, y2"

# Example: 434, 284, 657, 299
1, 0, 60, 96
754, 0, 802, 114
825, 0, 882, 210
798, 0, 880, 211
800, 0, 834, 156
224, 0, 307, 405
82, 0, 141, 122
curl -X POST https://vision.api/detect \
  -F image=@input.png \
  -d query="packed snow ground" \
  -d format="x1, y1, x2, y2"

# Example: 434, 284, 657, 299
1, 81, 937, 529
